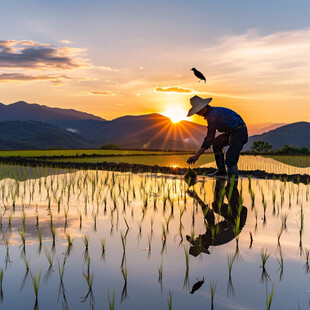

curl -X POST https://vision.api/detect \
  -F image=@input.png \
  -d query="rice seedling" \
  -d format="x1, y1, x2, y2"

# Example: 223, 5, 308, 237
260, 248, 271, 283
167, 290, 172, 310
19, 227, 26, 247
227, 252, 236, 276
51, 224, 55, 247
57, 257, 67, 284
44, 247, 53, 267
83, 235, 89, 251
304, 248, 310, 274
30, 269, 41, 301
277, 248, 284, 281
101, 238, 106, 253
108, 290, 116, 310
281, 213, 288, 230
266, 285, 274, 310
276, 226, 283, 246
121, 265, 128, 283
260, 248, 271, 269
249, 232, 253, 248
209, 280, 217, 307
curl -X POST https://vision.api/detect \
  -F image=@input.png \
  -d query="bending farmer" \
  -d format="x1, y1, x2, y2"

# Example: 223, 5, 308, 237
186, 95, 248, 178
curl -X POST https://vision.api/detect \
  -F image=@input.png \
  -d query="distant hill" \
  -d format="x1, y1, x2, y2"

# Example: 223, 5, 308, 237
0, 101, 308, 152
0, 121, 92, 150
247, 122, 286, 136
88, 113, 206, 150
244, 122, 310, 151
0, 101, 105, 122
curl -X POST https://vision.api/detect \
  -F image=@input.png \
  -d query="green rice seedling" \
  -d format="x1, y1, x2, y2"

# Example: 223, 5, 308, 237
51, 224, 55, 247
22, 210, 26, 228
304, 248, 310, 274
121, 265, 128, 283
276, 226, 283, 245
210, 280, 217, 306
101, 238, 106, 253
22, 254, 30, 271
108, 290, 116, 310
30, 269, 41, 302
44, 247, 53, 267
281, 213, 288, 230
20, 227, 26, 247
8, 212, 12, 229
266, 285, 274, 310
78, 211, 82, 230
227, 253, 236, 276
277, 248, 284, 280
58, 257, 67, 284
167, 290, 172, 310
83, 235, 89, 251
183, 247, 190, 290
260, 248, 271, 269
249, 232, 253, 248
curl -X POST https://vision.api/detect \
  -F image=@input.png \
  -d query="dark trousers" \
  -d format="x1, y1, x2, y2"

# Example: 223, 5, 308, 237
213, 126, 248, 167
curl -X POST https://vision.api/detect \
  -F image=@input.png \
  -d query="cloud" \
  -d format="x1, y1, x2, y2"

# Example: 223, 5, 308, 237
81, 90, 116, 96
0, 40, 87, 69
95, 66, 119, 71
201, 28, 310, 90
155, 86, 194, 94
0, 73, 88, 83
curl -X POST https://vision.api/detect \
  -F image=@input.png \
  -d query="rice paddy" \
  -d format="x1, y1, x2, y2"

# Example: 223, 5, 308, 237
0, 163, 309, 309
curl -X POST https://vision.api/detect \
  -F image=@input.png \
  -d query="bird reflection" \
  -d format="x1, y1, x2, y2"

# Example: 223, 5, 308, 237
190, 277, 205, 294
186, 178, 247, 257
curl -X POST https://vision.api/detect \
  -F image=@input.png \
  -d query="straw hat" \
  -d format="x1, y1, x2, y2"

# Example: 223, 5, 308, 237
187, 95, 212, 117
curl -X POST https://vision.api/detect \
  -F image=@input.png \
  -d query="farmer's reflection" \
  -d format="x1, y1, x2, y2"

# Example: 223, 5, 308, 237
186, 178, 247, 257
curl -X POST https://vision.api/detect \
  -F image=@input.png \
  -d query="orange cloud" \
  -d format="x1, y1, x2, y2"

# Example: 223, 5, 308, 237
82, 90, 116, 96
155, 86, 194, 94
0, 73, 88, 83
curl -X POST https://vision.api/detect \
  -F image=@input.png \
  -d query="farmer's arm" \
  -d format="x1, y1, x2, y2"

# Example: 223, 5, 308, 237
187, 124, 216, 164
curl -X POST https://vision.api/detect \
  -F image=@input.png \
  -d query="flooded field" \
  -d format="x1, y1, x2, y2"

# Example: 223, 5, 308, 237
0, 165, 309, 309
51, 154, 310, 175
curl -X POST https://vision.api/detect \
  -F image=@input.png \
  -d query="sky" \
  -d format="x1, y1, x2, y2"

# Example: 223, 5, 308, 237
0, 0, 309, 125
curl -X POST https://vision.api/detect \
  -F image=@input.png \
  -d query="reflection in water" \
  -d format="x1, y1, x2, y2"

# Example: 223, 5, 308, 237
203, 155, 310, 175
0, 165, 308, 309
186, 178, 247, 257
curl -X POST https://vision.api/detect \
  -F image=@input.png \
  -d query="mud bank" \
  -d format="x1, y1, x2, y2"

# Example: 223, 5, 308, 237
0, 157, 309, 185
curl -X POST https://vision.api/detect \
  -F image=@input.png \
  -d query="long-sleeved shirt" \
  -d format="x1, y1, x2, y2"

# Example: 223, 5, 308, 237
201, 106, 245, 149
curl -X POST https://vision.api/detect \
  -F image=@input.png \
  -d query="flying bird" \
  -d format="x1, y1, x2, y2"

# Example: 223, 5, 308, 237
191, 68, 206, 83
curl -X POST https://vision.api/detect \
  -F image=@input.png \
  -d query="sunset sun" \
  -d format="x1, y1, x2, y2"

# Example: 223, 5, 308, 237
162, 107, 187, 123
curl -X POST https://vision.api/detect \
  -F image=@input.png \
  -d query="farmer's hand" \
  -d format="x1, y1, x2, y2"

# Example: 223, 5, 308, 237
187, 155, 198, 164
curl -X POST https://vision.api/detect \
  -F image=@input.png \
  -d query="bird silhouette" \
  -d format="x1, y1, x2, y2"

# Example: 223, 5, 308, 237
191, 68, 206, 83
189, 277, 205, 294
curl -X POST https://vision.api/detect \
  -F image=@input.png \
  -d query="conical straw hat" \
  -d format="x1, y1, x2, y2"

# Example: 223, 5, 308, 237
187, 95, 212, 117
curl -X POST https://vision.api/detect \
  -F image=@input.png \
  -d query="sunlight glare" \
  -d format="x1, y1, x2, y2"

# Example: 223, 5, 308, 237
162, 107, 187, 123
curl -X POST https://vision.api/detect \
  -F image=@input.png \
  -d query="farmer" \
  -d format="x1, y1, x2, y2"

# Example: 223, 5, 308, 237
186, 95, 248, 178
186, 178, 247, 256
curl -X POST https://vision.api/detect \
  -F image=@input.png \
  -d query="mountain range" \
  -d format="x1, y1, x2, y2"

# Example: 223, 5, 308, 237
0, 101, 308, 151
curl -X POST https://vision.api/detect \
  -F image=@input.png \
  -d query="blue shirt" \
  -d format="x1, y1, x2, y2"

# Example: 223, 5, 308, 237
201, 106, 245, 149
